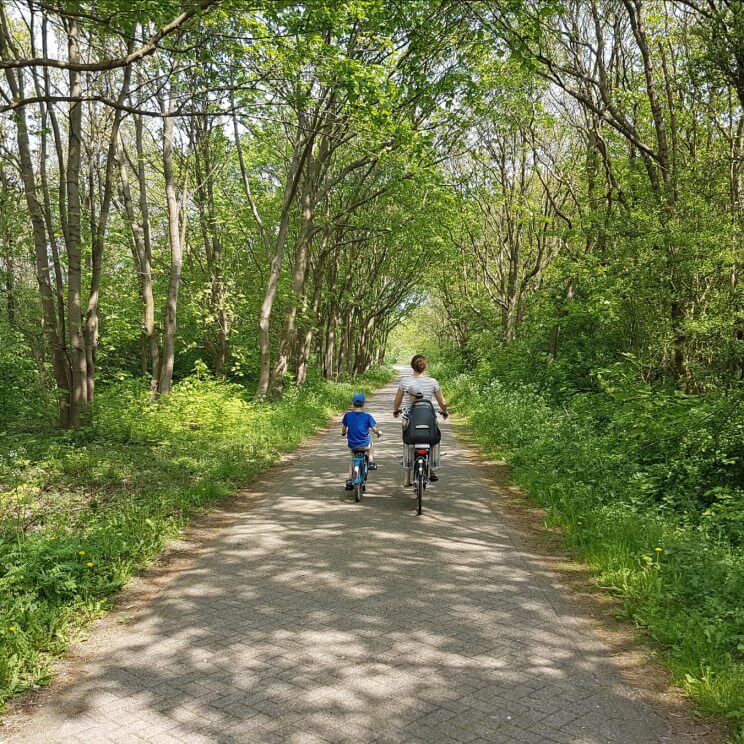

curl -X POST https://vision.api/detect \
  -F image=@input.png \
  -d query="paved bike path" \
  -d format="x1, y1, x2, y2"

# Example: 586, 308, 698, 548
5, 376, 675, 743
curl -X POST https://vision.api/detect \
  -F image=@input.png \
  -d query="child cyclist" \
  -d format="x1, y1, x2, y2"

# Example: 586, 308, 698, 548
341, 392, 382, 491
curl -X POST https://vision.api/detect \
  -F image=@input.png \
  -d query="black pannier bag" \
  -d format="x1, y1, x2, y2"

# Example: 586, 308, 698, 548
402, 400, 441, 445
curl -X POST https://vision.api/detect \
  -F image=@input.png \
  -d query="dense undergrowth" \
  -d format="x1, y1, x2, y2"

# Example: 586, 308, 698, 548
439, 360, 744, 738
0, 367, 391, 708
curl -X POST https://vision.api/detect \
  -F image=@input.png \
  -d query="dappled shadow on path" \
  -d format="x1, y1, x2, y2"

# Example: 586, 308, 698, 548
9, 381, 670, 744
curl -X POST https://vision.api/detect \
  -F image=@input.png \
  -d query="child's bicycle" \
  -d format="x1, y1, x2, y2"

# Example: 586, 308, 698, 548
350, 448, 370, 502
347, 433, 382, 502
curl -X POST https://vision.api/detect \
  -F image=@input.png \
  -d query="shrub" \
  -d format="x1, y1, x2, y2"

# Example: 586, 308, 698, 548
445, 369, 744, 735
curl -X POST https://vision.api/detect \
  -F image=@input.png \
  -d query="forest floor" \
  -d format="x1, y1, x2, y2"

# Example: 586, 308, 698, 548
0, 375, 726, 743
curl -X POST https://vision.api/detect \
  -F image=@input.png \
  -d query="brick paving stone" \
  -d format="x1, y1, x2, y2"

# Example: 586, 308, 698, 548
4, 375, 673, 743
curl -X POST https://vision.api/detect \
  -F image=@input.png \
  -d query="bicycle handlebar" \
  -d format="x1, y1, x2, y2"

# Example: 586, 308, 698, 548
393, 408, 449, 419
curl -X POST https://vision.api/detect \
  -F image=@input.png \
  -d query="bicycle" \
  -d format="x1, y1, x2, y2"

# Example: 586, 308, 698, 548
350, 448, 369, 503
394, 407, 448, 516
347, 432, 382, 502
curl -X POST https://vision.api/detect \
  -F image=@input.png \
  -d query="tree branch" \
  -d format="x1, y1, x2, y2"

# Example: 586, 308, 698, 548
0, 0, 221, 71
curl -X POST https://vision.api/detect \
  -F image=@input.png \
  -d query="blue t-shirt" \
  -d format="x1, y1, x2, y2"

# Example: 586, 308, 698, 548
342, 410, 376, 449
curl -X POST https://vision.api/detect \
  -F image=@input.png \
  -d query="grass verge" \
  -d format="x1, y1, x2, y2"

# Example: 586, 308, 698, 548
0, 368, 391, 707
444, 371, 744, 741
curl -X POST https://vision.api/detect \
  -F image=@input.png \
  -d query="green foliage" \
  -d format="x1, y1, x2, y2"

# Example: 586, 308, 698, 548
0, 324, 49, 430
443, 367, 744, 736
0, 367, 390, 707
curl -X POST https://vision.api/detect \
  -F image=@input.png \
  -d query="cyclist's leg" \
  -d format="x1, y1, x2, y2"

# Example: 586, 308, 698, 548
367, 441, 377, 469
403, 443, 413, 486
345, 448, 355, 489
430, 442, 440, 471
401, 407, 414, 486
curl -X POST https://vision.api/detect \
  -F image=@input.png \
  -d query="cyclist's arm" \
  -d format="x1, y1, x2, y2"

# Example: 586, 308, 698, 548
434, 389, 449, 416
393, 388, 404, 413
341, 424, 348, 436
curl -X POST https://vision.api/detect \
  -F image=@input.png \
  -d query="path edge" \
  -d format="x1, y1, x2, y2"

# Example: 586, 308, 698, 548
450, 417, 731, 744
0, 372, 398, 733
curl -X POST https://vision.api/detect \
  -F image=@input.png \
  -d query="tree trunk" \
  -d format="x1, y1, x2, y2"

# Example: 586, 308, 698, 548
296, 266, 324, 385
132, 109, 161, 390
257, 243, 285, 398
255, 130, 308, 399
157, 83, 183, 397
0, 59, 71, 425
117, 134, 160, 388
38, 14, 69, 347
0, 168, 15, 325
84, 62, 131, 403
65, 20, 87, 427
271, 180, 315, 392
323, 307, 337, 379
193, 121, 229, 377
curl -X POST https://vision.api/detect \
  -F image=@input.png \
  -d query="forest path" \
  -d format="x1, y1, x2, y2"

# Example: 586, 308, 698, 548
5, 375, 676, 743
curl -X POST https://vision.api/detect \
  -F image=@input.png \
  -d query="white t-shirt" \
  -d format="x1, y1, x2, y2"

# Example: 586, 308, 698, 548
398, 374, 440, 404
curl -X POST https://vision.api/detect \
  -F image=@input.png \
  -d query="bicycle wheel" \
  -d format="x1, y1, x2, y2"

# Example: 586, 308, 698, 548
415, 467, 424, 515
352, 460, 362, 502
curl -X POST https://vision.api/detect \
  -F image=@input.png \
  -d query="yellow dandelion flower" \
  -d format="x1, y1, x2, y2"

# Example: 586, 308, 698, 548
8, 626, 17, 632
654, 547, 663, 552
79, 550, 86, 556
642, 555, 652, 562
86, 562, 94, 568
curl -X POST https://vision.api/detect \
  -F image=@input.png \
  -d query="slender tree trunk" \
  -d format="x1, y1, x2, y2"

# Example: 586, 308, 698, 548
257, 242, 285, 397
84, 62, 131, 403
39, 14, 69, 347
271, 183, 314, 392
29, 50, 67, 347
193, 122, 229, 376
64, 20, 87, 427
0, 168, 15, 325
157, 82, 183, 397
355, 314, 376, 373
732, 115, 744, 377
3, 243, 14, 326
0, 61, 71, 424
39, 126, 67, 348
255, 130, 308, 399
131, 109, 161, 390
117, 134, 160, 387
338, 309, 355, 378
296, 266, 324, 385
323, 307, 337, 379
211, 268, 228, 376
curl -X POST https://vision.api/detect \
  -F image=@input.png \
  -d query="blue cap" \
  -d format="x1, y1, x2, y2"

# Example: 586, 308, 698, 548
352, 392, 366, 406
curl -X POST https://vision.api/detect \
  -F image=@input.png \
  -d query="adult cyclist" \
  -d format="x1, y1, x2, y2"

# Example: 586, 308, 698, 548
393, 354, 448, 485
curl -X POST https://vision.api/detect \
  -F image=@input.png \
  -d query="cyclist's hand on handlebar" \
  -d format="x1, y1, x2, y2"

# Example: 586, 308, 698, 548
441, 410, 449, 419
376, 430, 383, 438
393, 409, 401, 418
